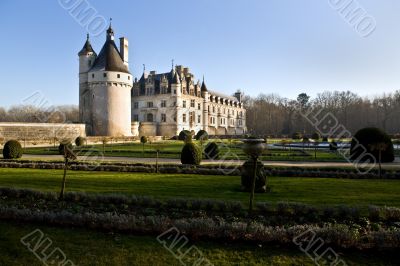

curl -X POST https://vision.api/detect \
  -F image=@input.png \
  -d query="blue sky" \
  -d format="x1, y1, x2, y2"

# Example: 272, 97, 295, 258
0, 0, 399, 107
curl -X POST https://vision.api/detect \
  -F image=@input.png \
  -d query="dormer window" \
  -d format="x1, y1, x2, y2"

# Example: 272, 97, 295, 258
103, 73, 107, 77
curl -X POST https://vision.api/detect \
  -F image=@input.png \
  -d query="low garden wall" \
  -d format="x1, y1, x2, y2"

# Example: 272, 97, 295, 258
0, 122, 86, 146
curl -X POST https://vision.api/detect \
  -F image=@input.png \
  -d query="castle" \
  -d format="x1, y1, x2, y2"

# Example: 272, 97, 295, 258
78, 25, 246, 137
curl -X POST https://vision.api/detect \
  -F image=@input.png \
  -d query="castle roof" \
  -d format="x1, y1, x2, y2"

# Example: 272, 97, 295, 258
201, 80, 208, 92
78, 34, 96, 56
89, 38, 130, 74
209, 90, 237, 101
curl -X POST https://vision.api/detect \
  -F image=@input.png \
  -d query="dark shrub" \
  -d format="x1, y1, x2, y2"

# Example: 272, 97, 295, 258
75, 136, 85, 147
3, 140, 22, 159
311, 132, 320, 141
204, 142, 220, 160
178, 130, 191, 141
140, 136, 148, 144
322, 136, 328, 142
58, 142, 73, 155
350, 127, 394, 163
292, 132, 302, 140
330, 141, 338, 151
241, 159, 267, 193
181, 142, 202, 165
195, 130, 209, 141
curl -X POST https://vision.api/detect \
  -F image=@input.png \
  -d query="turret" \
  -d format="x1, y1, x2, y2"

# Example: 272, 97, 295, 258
78, 34, 96, 74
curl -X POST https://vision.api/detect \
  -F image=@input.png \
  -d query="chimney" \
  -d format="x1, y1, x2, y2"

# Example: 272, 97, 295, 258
119, 37, 129, 67
234, 91, 243, 102
183, 67, 190, 75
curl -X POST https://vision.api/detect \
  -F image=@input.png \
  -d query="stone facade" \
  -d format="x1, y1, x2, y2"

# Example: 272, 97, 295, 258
78, 27, 132, 137
131, 66, 247, 137
79, 26, 246, 137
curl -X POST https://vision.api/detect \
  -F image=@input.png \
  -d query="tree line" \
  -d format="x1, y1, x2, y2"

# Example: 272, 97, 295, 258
244, 90, 400, 137
1, 90, 400, 137
0, 105, 78, 124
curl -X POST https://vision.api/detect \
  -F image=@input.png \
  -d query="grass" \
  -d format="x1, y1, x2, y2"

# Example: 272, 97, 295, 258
22, 140, 344, 161
3, 221, 399, 266
1, 168, 400, 206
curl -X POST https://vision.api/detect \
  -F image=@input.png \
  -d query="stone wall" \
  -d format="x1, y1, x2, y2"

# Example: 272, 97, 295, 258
0, 123, 86, 141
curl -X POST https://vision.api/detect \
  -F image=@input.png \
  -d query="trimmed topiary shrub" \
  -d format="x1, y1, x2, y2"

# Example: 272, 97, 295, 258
204, 142, 220, 160
75, 136, 85, 147
241, 159, 267, 193
58, 142, 73, 156
140, 136, 148, 144
292, 132, 302, 140
350, 127, 394, 163
311, 132, 320, 141
330, 141, 338, 151
3, 140, 23, 159
181, 142, 202, 165
178, 130, 191, 141
195, 130, 209, 141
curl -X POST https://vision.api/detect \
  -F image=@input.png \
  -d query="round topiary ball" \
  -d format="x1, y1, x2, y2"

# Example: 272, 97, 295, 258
204, 142, 220, 160
241, 159, 267, 193
195, 130, 209, 141
140, 136, 148, 144
329, 141, 338, 151
3, 140, 23, 159
75, 136, 85, 147
178, 130, 191, 141
311, 132, 320, 141
181, 142, 202, 165
292, 132, 302, 140
350, 127, 394, 163
179, 130, 191, 141
58, 142, 73, 156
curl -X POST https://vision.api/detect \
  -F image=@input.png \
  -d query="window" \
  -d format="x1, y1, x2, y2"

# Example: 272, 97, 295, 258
161, 100, 166, 108
173, 89, 176, 94
191, 100, 195, 108
128, 76, 130, 80
147, 102, 153, 108
133, 114, 139, 121
213, 106, 215, 113
198, 103, 201, 110
88, 60, 91, 66
189, 112, 194, 124
161, 113, 166, 122
92, 73, 94, 78
182, 114, 187, 123
147, 113, 154, 122
183, 101, 186, 108
117, 74, 120, 78
198, 115, 201, 123
134, 102, 139, 109
103, 73, 107, 77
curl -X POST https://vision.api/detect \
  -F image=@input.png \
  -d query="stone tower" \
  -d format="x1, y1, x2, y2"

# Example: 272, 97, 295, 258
78, 25, 133, 136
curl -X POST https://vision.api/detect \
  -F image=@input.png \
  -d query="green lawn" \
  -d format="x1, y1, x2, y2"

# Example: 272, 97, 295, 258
22, 140, 344, 161
1, 168, 399, 206
2, 221, 397, 266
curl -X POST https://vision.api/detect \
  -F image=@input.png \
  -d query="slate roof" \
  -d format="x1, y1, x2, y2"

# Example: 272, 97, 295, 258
89, 38, 130, 74
78, 35, 96, 56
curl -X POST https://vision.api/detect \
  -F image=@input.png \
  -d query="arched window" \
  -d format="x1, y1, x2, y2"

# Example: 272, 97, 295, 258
147, 113, 153, 122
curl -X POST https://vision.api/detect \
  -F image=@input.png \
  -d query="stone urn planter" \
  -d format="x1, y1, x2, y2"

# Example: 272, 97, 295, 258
241, 138, 266, 213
